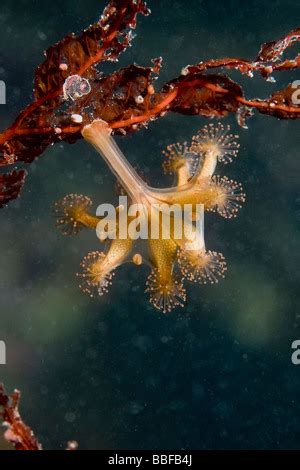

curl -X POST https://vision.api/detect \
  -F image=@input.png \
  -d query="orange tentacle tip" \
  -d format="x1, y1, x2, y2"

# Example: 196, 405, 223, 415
77, 251, 115, 298
191, 122, 240, 164
178, 250, 227, 284
145, 270, 186, 314
205, 175, 246, 218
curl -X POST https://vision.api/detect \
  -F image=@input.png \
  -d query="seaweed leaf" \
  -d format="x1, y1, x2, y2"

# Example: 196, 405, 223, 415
0, 0, 150, 166
0, 170, 27, 208
0, 384, 78, 450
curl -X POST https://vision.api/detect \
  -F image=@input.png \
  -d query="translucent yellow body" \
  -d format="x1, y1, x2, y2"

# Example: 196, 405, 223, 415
54, 120, 245, 313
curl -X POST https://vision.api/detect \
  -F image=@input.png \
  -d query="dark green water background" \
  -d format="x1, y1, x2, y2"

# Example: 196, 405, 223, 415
0, 0, 300, 450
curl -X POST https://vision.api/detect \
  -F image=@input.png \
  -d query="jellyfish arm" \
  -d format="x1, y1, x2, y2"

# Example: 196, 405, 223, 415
78, 238, 133, 298
78, 119, 235, 311
146, 237, 186, 314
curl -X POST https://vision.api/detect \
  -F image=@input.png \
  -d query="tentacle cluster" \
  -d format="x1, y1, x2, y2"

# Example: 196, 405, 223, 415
178, 249, 227, 284
205, 175, 246, 218
162, 142, 201, 181
191, 122, 240, 164
145, 270, 186, 314
54, 194, 93, 235
158, 121, 245, 304
77, 251, 115, 298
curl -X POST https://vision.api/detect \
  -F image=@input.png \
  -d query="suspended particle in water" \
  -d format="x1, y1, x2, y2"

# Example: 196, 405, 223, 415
63, 75, 91, 101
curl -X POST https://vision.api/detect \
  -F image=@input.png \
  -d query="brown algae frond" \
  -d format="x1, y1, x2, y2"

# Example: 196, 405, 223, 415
54, 120, 245, 314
